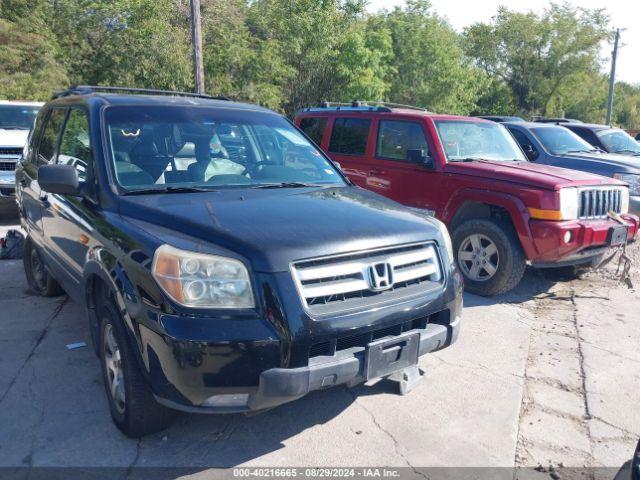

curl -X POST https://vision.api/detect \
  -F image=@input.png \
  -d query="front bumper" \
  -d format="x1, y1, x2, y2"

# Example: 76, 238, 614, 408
528, 214, 639, 266
135, 268, 464, 414
0, 171, 16, 206
155, 308, 461, 413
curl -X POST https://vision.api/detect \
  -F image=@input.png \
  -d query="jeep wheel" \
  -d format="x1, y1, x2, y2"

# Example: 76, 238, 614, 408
23, 236, 64, 297
452, 219, 526, 296
98, 296, 176, 437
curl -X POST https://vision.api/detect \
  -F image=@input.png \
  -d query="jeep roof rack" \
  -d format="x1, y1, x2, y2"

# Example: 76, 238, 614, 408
51, 85, 232, 101
300, 101, 431, 114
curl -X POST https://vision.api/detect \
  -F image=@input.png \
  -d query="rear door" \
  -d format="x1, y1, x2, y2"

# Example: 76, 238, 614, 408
325, 116, 374, 188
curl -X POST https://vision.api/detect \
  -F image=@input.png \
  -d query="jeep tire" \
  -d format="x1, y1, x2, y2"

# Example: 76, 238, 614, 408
452, 218, 526, 296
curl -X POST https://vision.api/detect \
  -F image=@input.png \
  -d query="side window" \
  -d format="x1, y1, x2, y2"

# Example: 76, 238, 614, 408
509, 128, 536, 151
38, 108, 67, 165
377, 120, 430, 161
299, 117, 327, 145
328, 118, 371, 155
58, 109, 92, 183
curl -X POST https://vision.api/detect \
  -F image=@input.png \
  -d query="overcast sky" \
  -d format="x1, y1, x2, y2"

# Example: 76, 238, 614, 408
366, 0, 639, 86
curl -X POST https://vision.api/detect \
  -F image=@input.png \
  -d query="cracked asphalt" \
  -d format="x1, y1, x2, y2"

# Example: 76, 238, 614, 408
0, 220, 638, 474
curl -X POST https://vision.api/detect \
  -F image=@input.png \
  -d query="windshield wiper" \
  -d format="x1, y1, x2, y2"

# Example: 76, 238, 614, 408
250, 182, 325, 189
614, 149, 640, 155
564, 149, 600, 154
448, 157, 486, 163
123, 186, 215, 195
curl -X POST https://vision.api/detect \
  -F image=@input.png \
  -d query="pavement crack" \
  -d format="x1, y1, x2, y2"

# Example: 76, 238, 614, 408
344, 387, 429, 479
125, 438, 143, 478
0, 297, 67, 406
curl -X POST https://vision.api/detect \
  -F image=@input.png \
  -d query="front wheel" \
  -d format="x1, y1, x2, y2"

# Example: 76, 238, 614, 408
98, 296, 176, 437
452, 218, 526, 296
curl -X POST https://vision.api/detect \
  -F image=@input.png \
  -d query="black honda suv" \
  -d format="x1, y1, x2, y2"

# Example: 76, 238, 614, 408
15, 86, 462, 437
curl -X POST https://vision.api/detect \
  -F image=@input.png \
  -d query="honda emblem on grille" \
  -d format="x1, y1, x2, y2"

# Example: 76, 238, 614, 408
367, 262, 394, 291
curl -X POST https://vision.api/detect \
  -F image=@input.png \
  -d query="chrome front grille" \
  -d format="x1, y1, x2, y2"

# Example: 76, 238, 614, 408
578, 187, 624, 219
0, 160, 17, 171
0, 148, 22, 156
292, 243, 442, 315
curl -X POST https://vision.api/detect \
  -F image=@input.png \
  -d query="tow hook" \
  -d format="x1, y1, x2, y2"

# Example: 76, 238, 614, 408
593, 212, 633, 288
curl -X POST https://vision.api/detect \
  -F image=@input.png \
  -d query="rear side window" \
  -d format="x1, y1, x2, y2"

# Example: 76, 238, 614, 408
329, 118, 371, 155
377, 120, 430, 161
299, 117, 327, 145
509, 128, 534, 148
58, 109, 92, 183
38, 108, 67, 165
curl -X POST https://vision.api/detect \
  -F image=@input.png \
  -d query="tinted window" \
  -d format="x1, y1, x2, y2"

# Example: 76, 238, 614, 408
508, 128, 532, 147
38, 109, 67, 165
328, 118, 370, 155
105, 106, 344, 191
531, 126, 596, 155
377, 120, 429, 161
58, 109, 92, 182
0, 105, 40, 130
299, 117, 327, 145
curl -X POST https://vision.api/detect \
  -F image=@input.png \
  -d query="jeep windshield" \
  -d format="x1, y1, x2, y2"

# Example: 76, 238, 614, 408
531, 126, 600, 155
434, 120, 526, 162
596, 128, 640, 155
0, 105, 40, 130
105, 106, 345, 192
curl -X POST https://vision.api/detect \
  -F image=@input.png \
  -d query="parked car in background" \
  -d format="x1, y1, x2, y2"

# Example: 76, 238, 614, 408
504, 122, 640, 216
561, 122, 640, 157
0, 101, 43, 212
16, 87, 463, 437
636, 133, 640, 141
295, 103, 638, 297
533, 117, 582, 124
476, 115, 525, 123
633, 439, 640, 480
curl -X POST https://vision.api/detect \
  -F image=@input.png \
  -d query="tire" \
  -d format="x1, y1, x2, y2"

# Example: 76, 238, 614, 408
452, 218, 526, 296
23, 236, 65, 297
98, 296, 176, 437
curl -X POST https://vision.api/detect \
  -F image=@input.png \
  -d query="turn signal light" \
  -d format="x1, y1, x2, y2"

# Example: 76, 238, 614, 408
528, 208, 563, 221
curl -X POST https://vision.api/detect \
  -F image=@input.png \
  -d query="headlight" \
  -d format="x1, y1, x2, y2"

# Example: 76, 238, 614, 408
613, 173, 640, 196
559, 187, 579, 220
433, 218, 454, 265
152, 244, 254, 308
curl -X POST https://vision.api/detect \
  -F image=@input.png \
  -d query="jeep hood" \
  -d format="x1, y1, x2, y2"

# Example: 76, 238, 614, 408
0, 129, 29, 148
119, 186, 441, 272
445, 160, 622, 190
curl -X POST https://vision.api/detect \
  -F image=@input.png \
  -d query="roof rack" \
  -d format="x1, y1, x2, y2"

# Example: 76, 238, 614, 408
300, 101, 430, 113
51, 85, 232, 101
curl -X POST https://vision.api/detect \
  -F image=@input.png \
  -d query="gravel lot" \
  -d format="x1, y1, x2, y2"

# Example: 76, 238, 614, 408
0, 217, 638, 476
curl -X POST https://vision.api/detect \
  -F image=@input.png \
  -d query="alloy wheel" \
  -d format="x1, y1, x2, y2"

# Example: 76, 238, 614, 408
103, 324, 126, 414
457, 233, 499, 282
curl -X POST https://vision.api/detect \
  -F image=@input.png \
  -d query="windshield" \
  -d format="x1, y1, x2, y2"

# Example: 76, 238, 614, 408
105, 106, 345, 191
435, 120, 526, 162
0, 105, 40, 130
596, 128, 640, 155
532, 126, 597, 155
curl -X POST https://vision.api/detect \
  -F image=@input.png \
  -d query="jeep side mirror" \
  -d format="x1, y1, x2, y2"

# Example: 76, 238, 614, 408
523, 144, 538, 161
406, 149, 434, 169
38, 164, 81, 195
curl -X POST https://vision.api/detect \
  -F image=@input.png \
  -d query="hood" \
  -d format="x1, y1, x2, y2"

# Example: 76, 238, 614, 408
0, 129, 29, 148
444, 160, 619, 190
560, 151, 640, 172
119, 186, 441, 272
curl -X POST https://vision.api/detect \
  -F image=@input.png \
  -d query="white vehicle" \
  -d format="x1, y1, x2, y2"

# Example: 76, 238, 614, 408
0, 100, 43, 210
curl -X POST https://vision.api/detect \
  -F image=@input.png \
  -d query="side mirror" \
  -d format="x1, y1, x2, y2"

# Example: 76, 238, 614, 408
38, 164, 80, 195
406, 148, 434, 169
523, 144, 538, 161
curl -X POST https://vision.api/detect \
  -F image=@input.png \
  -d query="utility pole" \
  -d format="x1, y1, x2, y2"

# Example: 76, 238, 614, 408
190, 0, 205, 94
605, 28, 623, 125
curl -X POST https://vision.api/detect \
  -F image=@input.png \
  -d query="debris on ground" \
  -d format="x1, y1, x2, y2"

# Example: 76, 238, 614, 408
66, 342, 87, 350
0, 229, 24, 260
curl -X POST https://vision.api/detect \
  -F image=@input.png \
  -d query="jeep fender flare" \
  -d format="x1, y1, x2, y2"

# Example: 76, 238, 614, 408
441, 189, 537, 260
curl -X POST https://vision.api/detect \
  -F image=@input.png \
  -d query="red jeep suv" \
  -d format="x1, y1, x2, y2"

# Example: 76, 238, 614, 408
295, 103, 638, 296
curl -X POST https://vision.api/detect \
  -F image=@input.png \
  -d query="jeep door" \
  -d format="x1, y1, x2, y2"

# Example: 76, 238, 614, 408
367, 118, 441, 214
323, 116, 374, 188
41, 107, 97, 284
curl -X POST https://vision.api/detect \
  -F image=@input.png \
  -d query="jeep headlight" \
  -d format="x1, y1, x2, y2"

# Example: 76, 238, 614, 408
613, 173, 640, 197
152, 245, 254, 308
559, 187, 579, 220
433, 218, 454, 265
